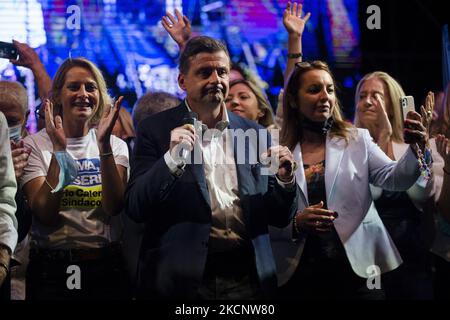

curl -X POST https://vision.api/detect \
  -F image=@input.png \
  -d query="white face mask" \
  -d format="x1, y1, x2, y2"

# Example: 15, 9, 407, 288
8, 124, 22, 142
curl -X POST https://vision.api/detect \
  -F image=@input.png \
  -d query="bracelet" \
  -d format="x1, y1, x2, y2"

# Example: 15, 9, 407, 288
99, 152, 113, 157
44, 179, 56, 191
287, 52, 302, 59
0, 262, 8, 274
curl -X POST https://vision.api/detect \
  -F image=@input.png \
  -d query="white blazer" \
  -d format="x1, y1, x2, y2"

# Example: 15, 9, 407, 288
270, 128, 421, 286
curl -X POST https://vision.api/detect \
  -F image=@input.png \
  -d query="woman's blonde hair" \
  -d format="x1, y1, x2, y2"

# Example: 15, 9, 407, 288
354, 71, 406, 143
229, 79, 275, 128
50, 57, 111, 126
281, 60, 353, 150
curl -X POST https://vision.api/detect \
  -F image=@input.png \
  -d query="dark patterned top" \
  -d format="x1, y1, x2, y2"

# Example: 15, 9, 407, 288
301, 160, 347, 262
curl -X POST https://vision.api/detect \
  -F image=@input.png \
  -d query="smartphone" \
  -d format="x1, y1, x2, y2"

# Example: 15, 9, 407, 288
0, 41, 18, 60
400, 96, 415, 121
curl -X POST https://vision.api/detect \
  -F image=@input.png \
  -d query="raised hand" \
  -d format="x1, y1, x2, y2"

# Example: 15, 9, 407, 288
373, 93, 393, 140
356, 92, 392, 141
283, 1, 311, 37
436, 134, 450, 168
44, 99, 66, 151
97, 96, 123, 152
420, 91, 434, 135
162, 9, 192, 50
404, 111, 428, 148
10, 40, 42, 70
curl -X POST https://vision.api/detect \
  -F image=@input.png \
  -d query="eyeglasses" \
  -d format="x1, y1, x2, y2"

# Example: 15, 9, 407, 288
294, 60, 326, 69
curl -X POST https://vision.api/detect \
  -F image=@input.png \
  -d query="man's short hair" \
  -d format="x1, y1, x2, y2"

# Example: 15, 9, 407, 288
132, 91, 181, 126
0, 81, 28, 115
179, 36, 230, 74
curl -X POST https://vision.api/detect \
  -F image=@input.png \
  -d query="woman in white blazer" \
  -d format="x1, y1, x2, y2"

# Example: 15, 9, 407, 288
270, 61, 429, 299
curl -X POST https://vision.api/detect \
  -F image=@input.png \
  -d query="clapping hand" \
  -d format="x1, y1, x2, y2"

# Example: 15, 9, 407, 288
44, 99, 66, 151
97, 96, 123, 152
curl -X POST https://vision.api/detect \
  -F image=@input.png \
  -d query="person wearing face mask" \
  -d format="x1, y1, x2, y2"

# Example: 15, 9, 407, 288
354, 72, 437, 299
270, 61, 430, 300
0, 81, 32, 300
20, 58, 130, 300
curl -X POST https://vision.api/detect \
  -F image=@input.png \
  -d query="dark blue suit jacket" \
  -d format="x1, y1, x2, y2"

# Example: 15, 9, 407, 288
125, 102, 298, 299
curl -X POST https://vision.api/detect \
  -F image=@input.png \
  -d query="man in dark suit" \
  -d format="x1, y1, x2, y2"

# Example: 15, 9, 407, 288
125, 36, 298, 299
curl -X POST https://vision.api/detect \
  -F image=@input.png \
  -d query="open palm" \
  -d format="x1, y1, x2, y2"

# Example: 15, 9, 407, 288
283, 2, 311, 36
44, 99, 66, 151
97, 96, 123, 148
162, 9, 192, 48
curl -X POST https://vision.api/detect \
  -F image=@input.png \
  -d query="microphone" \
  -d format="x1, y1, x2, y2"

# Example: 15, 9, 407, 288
180, 111, 198, 162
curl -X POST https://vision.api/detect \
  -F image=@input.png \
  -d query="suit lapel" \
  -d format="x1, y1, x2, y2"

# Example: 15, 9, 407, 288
172, 102, 211, 207
228, 113, 253, 194
325, 135, 346, 204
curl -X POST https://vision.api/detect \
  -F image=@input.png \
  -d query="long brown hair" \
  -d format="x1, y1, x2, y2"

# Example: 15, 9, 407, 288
281, 60, 353, 150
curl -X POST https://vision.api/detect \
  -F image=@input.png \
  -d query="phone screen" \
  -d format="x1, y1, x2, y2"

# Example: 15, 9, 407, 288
0, 41, 18, 60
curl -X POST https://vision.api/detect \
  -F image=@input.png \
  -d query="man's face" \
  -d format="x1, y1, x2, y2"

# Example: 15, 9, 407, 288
178, 51, 230, 108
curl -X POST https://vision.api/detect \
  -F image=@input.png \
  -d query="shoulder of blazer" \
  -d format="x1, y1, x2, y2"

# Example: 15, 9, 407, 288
136, 103, 187, 135
228, 110, 265, 131
351, 127, 372, 146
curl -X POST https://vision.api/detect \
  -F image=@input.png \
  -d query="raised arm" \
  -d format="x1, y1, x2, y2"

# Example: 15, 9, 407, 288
283, 1, 311, 83
161, 9, 192, 52
10, 40, 52, 101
